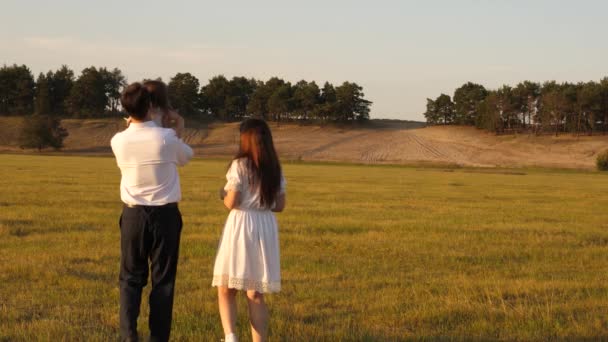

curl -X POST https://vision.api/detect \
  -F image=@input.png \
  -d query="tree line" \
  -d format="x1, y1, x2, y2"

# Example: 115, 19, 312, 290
0, 64, 372, 122
424, 79, 608, 135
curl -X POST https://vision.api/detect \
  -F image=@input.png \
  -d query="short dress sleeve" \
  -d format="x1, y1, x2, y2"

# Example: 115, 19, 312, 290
224, 160, 244, 192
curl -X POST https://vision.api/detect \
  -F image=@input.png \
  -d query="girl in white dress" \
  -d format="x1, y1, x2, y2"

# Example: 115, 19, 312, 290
213, 118, 286, 342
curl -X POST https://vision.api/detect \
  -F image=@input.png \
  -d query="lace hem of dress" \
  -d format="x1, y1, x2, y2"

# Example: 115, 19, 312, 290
212, 275, 281, 293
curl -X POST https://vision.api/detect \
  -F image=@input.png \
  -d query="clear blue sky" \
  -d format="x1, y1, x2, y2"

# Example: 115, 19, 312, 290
2, 0, 607, 120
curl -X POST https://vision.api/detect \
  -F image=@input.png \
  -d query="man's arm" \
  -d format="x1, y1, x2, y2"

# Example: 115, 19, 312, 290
110, 133, 122, 164
168, 130, 193, 166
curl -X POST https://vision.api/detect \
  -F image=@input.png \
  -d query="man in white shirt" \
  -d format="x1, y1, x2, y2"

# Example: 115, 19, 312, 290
111, 82, 193, 342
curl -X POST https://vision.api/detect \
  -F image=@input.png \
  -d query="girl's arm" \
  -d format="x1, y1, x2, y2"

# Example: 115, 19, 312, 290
272, 194, 286, 212
222, 189, 241, 210
166, 110, 185, 138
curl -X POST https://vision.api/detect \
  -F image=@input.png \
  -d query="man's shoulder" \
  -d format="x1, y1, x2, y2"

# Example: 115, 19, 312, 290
158, 127, 177, 135
157, 127, 181, 142
110, 130, 125, 146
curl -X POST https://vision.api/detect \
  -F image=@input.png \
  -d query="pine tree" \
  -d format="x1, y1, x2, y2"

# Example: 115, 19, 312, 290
35, 73, 52, 115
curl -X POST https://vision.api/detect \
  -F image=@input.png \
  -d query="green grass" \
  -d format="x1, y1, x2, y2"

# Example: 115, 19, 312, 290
0, 154, 607, 341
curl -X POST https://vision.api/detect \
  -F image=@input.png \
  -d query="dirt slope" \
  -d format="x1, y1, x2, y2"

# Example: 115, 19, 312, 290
1, 117, 607, 169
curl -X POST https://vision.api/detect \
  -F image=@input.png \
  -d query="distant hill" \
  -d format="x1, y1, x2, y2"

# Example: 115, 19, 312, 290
1, 117, 607, 169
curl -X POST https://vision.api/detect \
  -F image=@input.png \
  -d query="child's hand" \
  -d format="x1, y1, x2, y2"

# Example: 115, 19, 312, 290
167, 110, 185, 138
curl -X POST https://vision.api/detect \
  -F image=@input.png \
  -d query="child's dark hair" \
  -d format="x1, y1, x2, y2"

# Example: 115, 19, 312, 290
234, 119, 282, 207
143, 80, 171, 115
120, 82, 150, 120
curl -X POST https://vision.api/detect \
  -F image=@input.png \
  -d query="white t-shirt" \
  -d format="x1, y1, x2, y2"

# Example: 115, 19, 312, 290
110, 121, 193, 205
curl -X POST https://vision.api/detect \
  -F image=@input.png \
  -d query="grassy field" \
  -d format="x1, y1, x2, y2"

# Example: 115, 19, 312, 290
0, 154, 607, 341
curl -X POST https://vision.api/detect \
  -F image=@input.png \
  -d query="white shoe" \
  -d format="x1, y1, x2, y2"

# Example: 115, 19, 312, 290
224, 333, 238, 342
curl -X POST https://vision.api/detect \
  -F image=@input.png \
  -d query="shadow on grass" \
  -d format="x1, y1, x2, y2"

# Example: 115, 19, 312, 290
1, 221, 101, 238
0, 219, 35, 237
64, 266, 111, 282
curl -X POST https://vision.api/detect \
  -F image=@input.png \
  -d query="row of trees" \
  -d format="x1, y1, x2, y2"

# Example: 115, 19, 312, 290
424, 79, 608, 135
149, 73, 371, 122
0, 64, 372, 122
0, 64, 126, 117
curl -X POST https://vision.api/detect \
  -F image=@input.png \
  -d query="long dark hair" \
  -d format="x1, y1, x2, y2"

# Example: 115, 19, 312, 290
143, 80, 171, 126
234, 119, 282, 207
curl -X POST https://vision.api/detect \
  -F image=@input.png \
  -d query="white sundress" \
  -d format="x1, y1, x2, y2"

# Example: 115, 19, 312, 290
212, 158, 286, 293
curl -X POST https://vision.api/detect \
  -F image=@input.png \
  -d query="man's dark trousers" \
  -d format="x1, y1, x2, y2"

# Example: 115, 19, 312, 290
119, 203, 182, 342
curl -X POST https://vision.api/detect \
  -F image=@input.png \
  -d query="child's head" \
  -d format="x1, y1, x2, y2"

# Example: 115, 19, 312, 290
120, 82, 150, 120
143, 80, 170, 114
236, 118, 281, 207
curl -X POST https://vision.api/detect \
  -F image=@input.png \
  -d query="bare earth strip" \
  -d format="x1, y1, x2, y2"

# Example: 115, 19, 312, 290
1, 117, 607, 169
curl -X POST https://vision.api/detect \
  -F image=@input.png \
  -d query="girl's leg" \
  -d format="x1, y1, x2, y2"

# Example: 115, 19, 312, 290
218, 286, 238, 337
246, 290, 269, 342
